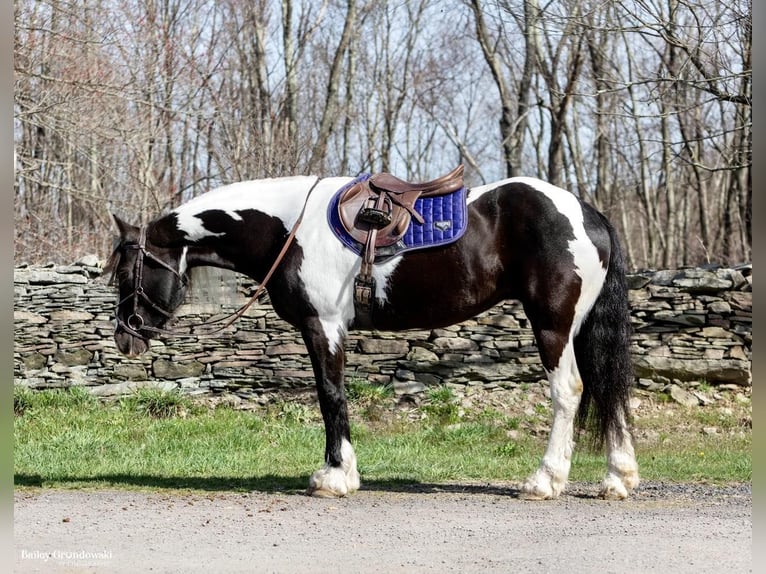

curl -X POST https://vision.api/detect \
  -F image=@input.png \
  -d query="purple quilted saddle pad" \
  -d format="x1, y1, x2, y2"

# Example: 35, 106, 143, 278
328, 174, 469, 260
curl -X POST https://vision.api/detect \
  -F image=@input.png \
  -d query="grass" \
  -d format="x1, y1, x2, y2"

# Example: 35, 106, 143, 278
118, 387, 201, 419
420, 385, 461, 425
346, 378, 394, 423
13, 385, 751, 492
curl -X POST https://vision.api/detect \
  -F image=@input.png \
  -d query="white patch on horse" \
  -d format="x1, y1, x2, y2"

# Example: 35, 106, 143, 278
521, 178, 607, 330
291, 177, 356, 350
294, 178, 402, 350
173, 177, 313, 240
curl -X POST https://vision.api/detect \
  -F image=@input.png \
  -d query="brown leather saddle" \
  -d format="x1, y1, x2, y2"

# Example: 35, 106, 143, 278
335, 164, 465, 327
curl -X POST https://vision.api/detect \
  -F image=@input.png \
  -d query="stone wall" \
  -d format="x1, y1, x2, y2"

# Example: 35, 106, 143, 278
14, 259, 752, 399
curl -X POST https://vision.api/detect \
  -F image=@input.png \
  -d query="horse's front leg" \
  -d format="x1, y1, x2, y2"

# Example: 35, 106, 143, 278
301, 318, 360, 498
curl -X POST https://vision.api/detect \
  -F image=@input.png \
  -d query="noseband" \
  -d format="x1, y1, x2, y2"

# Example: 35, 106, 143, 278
115, 227, 187, 338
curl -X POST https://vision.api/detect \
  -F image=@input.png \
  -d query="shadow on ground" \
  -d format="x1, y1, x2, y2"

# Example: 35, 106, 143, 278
15, 473, 611, 499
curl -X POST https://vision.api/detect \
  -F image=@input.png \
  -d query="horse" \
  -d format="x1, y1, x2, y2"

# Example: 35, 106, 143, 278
105, 169, 639, 500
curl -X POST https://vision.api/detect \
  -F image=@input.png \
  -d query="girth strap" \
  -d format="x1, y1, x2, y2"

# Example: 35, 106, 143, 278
354, 226, 379, 330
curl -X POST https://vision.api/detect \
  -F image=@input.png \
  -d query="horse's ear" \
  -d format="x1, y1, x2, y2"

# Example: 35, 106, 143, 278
112, 214, 140, 241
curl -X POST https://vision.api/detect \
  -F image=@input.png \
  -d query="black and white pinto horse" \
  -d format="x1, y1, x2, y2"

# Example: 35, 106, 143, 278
107, 173, 639, 500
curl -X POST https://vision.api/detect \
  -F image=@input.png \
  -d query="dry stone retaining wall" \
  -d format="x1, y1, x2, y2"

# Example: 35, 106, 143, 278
14, 258, 752, 400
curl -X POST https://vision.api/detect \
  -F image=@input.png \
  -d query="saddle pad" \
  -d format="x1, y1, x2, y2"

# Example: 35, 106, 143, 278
328, 174, 469, 260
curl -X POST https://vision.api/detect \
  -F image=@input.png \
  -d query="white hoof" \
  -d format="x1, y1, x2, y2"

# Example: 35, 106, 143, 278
600, 445, 640, 500
307, 439, 360, 498
308, 466, 356, 497
599, 470, 639, 500
520, 467, 565, 500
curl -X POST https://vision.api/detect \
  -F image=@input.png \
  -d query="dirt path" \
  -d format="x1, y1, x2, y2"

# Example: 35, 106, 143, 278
14, 481, 751, 573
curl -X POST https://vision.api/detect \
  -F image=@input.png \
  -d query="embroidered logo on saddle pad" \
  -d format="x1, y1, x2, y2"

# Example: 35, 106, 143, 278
328, 174, 469, 261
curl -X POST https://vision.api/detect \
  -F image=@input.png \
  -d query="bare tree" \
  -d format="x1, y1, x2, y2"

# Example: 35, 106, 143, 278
307, 0, 357, 172
467, 0, 539, 178
13, 0, 751, 270
616, 0, 752, 266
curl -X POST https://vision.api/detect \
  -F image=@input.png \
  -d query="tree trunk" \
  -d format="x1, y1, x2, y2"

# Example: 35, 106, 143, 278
308, 0, 357, 172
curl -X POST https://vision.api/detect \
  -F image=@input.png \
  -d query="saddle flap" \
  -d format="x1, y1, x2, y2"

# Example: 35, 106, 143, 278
338, 181, 413, 248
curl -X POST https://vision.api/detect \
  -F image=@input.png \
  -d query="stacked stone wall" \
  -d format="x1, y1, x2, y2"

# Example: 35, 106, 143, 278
14, 260, 751, 399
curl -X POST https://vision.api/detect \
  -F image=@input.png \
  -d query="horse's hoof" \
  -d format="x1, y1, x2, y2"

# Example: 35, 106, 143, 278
520, 470, 562, 500
599, 473, 635, 500
307, 465, 359, 498
307, 486, 346, 498
519, 486, 558, 500
599, 485, 628, 500
519, 480, 559, 500
519, 490, 552, 501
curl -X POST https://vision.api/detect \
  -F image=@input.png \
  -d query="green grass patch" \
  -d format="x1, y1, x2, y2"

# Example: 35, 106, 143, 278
14, 386, 751, 492
420, 385, 461, 425
346, 378, 394, 422
118, 387, 201, 419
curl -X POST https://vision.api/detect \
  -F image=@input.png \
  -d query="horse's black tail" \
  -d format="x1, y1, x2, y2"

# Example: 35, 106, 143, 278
574, 216, 634, 450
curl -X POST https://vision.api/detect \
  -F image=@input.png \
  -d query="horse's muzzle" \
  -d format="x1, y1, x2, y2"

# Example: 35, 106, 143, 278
114, 328, 150, 357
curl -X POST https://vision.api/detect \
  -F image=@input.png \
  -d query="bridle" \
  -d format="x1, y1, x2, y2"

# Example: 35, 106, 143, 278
113, 176, 321, 340
114, 226, 188, 339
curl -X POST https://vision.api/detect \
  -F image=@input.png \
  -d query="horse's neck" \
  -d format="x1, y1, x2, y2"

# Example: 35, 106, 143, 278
173, 177, 314, 240
170, 177, 317, 279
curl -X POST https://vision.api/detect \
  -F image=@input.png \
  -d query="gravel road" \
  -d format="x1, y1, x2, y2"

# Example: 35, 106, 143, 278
14, 481, 751, 573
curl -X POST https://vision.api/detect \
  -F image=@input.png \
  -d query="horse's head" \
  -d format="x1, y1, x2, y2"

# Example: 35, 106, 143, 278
105, 215, 189, 357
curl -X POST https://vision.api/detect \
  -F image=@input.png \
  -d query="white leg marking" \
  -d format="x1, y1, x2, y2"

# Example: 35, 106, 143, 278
521, 342, 582, 500
308, 439, 360, 498
600, 413, 640, 500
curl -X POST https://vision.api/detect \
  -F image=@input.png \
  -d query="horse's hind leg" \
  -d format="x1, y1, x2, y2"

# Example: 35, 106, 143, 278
301, 318, 360, 497
521, 326, 582, 500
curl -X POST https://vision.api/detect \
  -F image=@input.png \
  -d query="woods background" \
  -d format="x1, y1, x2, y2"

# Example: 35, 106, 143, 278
14, 0, 751, 271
